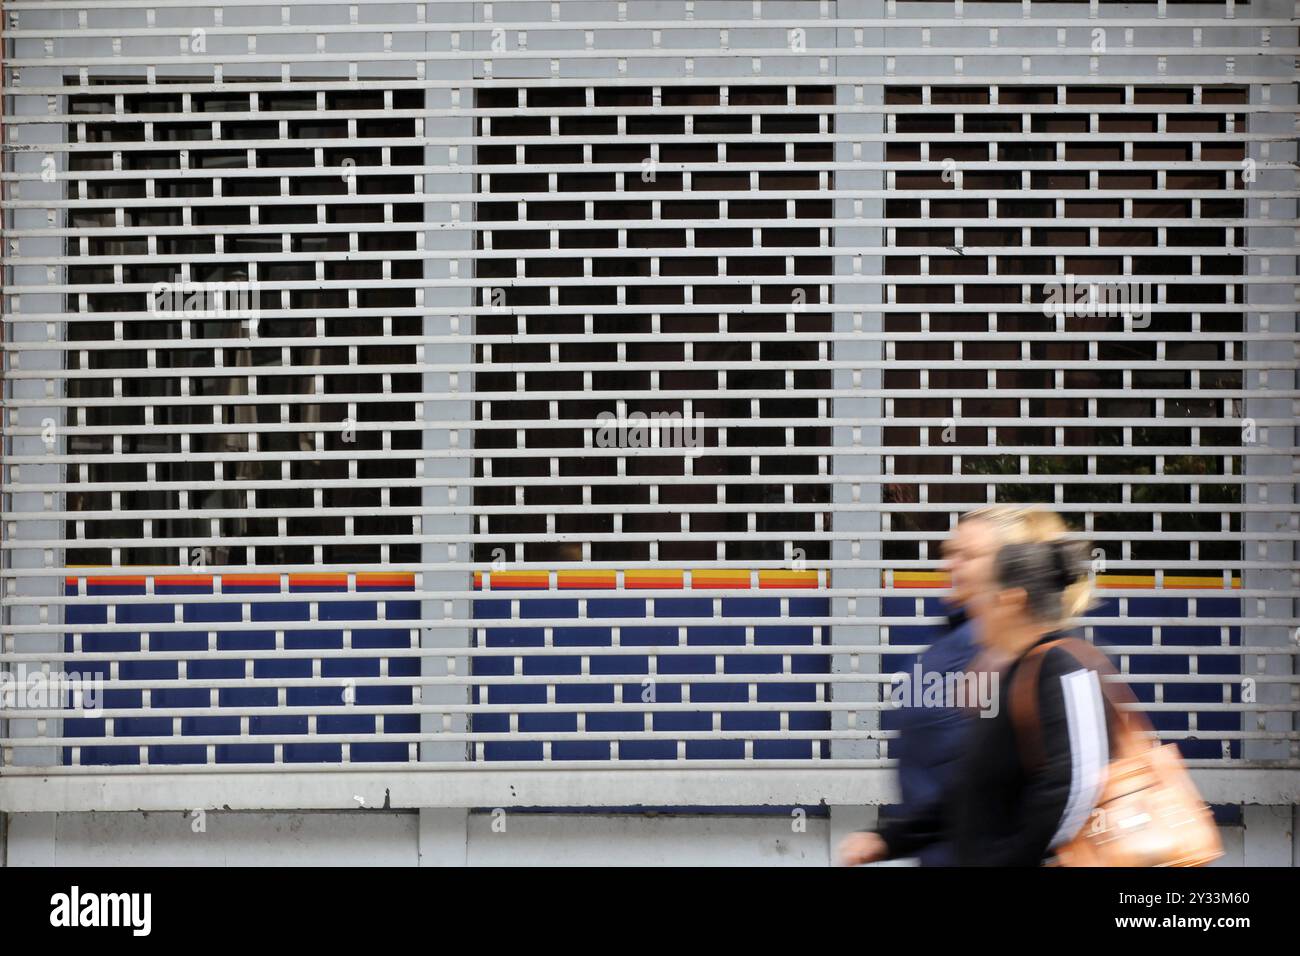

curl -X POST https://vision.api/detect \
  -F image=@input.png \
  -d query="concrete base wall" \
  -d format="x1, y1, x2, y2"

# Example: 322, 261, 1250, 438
4, 806, 1294, 867
5, 810, 420, 867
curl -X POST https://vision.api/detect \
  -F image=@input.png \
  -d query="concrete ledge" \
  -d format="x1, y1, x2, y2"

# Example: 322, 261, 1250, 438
0, 767, 898, 813
1, 767, 1295, 814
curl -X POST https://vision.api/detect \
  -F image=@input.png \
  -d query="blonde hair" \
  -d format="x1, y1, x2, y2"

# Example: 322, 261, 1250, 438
957, 506, 1095, 623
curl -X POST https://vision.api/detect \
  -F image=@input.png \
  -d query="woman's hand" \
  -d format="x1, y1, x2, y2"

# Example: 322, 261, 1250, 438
837, 831, 888, 866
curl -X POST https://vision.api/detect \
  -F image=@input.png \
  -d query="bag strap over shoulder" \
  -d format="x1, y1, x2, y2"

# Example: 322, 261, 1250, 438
1008, 637, 1152, 771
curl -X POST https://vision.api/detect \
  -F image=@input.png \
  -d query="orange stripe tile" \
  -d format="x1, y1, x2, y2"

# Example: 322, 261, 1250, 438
287, 573, 347, 587
60, 568, 1243, 598
557, 570, 617, 590
893, 571, 951, 589
1095, 575, 1151, 589
482, 571, 551, 590
222, 574, 281, 587
623, 569, 684, 589
66, 569, 417, 590
758, 570, 820, 589
356, 572, 416, 588
894, 571, 1241, 591
1163, 575, 1241, 590
691, 570, 752, 589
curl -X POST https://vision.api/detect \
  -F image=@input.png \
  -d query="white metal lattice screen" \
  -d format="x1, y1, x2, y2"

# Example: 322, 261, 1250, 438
469, 82, 837, 763
879, 82, 1260, 762
0, 1, 1293, 802
62, 83, 425, 571
9, 78, 431, 767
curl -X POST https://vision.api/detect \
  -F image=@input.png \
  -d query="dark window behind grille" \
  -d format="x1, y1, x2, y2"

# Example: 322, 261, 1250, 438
468, 84, 837, 765
879, 84, 1249, 762
882, 84, 1247, 575
63, 84, 425, 568
472, 85, 835, 566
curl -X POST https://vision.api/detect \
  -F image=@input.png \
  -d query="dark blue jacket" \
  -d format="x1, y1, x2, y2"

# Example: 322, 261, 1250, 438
881, 608, 979, 866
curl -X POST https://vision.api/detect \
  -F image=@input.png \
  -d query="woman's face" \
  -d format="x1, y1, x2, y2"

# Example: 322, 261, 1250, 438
942, 518, 1002, 611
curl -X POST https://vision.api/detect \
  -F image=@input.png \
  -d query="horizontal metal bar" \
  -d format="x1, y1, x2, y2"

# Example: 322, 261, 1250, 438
7, 110, 1292, 134
6, 285, 1290, 304
0, 584, 1275, 605
10, 359, 1287, 381
3, 418, 1288, 441
0, 0, 1291, 26
7, 533, 1294, 554
5, 612, 1280, 631
0, 143, 1288, 165
1, 582, 1280, 611
6, 481, 1292, 501
5, 14, 1296, 39
0, 417, 1280, 435
5, 45, 1296, 72
10, 308, 1292, 329
1, 667, 1291, 689
3, 450, 1288, 475
15, 728, 1299, 750
4, 639, 1291, 664
4, 595, 1284, 611
5, 246, 1291, 270
2, 557, 1285, 575
2, 74, 1287, 98
3, 608, 1284, 627
10, 387, 1279, 403
8, 506, 1293, 529
0, 394, 1280, 411
5, 333, 1284, 354
0, 162, 1279, 182
6, 702, 1291, 724
7, 546, 1289, 561
4, 630, 1287, 647
5, 220, 1292, 244
5, 188, 1291, 214
4, 132, 1290, 158
6, 284, 1285, 305
0, 574, 1269, 592
19, 731, 900, 749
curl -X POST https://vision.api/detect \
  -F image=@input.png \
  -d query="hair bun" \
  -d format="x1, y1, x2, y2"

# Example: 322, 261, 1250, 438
1049, 539, 1079, 589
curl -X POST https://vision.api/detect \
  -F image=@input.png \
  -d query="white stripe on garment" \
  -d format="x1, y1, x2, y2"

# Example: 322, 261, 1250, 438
1049, 668, 1110, 850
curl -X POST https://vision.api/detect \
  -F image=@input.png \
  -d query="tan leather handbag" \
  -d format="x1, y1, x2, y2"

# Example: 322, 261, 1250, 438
1010, 638, 1223, 867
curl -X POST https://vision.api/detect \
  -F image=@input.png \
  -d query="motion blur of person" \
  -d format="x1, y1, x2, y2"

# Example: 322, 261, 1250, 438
841, 506, 1070, 866
842, 527, 1114, 867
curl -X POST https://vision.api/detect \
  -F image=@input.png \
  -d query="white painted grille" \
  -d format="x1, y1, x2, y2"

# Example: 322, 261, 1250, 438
0, 0, 1294, 812
60, 82, 426, 571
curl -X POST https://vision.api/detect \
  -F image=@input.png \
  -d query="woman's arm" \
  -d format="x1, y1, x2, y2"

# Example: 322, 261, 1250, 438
874, 791, 950, 859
